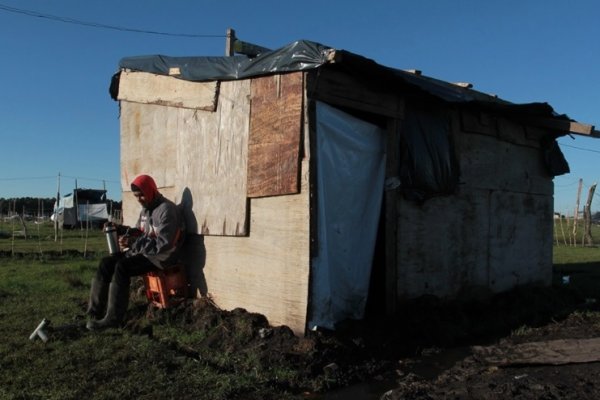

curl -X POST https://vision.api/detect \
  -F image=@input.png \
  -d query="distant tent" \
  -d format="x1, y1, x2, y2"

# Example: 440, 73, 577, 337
52, 189, 109, 228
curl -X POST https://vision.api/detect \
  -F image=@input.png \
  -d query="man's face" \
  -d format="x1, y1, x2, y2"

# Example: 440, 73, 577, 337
133, 191, 148, 207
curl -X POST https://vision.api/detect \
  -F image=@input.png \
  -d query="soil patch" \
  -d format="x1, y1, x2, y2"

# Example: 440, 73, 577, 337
117, 281, 599, 398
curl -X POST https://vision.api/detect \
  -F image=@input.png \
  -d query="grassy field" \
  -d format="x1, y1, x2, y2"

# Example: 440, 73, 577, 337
0, 221, 307, 400
0, 256, 307, 400
2, 219, 600, 399
0, 219, 107, 255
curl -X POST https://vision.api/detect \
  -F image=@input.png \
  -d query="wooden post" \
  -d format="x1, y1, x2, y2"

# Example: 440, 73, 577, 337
583, 183, 597, 246
54, 173, 60, 241
573, 178, 583, 246
225, 28, 236, 56
558, 214, 568, 246
385, 118, 401, 316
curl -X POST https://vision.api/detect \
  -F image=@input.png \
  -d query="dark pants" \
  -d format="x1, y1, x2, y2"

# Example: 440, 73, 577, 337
95, 254, 157, 286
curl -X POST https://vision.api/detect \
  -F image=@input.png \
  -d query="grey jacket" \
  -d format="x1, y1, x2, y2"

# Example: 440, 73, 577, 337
127, 194, 184, 269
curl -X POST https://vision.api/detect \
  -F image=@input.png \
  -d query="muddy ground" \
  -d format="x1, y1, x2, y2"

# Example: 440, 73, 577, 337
118, 277, 600, 399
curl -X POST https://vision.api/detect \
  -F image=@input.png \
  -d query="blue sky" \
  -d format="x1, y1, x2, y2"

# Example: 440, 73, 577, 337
0, 0, 599, 212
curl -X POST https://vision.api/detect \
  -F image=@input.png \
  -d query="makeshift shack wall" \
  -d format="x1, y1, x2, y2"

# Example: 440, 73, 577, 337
395, 109, 554, 299
119, 72, 310, 335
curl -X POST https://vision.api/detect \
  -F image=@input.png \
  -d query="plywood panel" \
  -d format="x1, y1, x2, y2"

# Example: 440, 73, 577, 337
395, 191, 490, 299
488, 191, 553, 292
120, 102, 178, 189
248, 73, 303, 198
118, 71, 218, 111
120, 79, 250, 236
456, 130, 553, 195
176, 79, 251, 236
195, 158, 311, 335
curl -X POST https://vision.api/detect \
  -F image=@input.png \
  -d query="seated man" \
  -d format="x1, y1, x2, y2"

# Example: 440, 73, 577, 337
86, 174, 184, 331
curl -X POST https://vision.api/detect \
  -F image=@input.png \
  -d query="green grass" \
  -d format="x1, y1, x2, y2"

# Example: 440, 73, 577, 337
553, 245, 600, 265
0, 219, 107, 255
2, 220, 600, 399
0, 256, 303, 400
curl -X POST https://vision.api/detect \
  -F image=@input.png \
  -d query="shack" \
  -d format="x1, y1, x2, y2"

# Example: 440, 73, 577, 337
109, 40, 598, 334
52, 188, 109, 228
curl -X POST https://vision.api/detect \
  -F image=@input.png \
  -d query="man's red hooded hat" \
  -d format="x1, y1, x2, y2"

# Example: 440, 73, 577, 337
130, 174, 159, 203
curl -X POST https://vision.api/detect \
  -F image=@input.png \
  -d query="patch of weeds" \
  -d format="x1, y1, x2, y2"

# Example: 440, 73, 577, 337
511, 324, 534, 337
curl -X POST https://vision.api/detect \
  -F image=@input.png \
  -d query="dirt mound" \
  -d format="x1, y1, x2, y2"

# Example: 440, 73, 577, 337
119, 281, 590, 396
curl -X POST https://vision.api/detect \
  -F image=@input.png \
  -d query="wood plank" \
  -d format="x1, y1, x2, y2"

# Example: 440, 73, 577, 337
488, 191, 553, 292
120, 102, 178, 189
460, 110, 497, 137
456, 129, 553, 196
197, 157, 311, 335
118, 71, 218, 111
520, 116, 595, 136
306, 68, 404, 118
396, 191, 490, 299
385, 118, 400, 315
175, 79, 251, 236
473, 337, 600, 366
247, 73, 304, 198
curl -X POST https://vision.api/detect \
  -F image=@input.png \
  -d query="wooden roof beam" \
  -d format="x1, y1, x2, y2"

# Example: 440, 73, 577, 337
521, 116, 596, 137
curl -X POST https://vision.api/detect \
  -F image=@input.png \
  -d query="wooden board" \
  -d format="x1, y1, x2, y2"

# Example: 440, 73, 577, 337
456, 129, 553, 196
175, 79, 251, 236
395, 191, 490, 299
120, 102, 178, 189
118, 71, 218, 111
195, 157, 311, 335
120, 79, 251, 236
306, 68, 404, 118
473, 337, 600, 366
247, 73, 304, 198
488, 191, 553, 292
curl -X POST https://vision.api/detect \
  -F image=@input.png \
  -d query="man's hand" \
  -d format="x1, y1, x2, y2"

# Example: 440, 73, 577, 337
118, 235, 130, 252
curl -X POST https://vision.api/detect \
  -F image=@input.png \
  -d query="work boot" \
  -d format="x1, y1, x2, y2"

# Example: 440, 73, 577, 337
86, 282, 129, 331
86, 278, 109, 319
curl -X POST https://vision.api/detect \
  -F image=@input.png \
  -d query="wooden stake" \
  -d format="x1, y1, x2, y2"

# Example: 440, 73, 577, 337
583, 183, 597, 246
54, 173, 60, 242
558, 214, 567, 246
225, 28, 236, 56
573, 179, 583, 246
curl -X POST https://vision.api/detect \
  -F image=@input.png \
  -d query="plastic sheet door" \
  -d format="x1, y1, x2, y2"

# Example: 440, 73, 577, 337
309, 102, 386, 330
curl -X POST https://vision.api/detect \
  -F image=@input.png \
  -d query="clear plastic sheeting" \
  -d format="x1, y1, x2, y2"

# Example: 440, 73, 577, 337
309, 102, 386, 331
78, 204, 109, 223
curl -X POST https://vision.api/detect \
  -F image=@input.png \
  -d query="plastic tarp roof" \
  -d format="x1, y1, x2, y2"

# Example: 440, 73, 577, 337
113, 39, 572, 124
117, 40, 333, 83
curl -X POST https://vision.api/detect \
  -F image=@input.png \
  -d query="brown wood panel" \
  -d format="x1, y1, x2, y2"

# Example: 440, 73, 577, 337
247, 72, 304, 198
